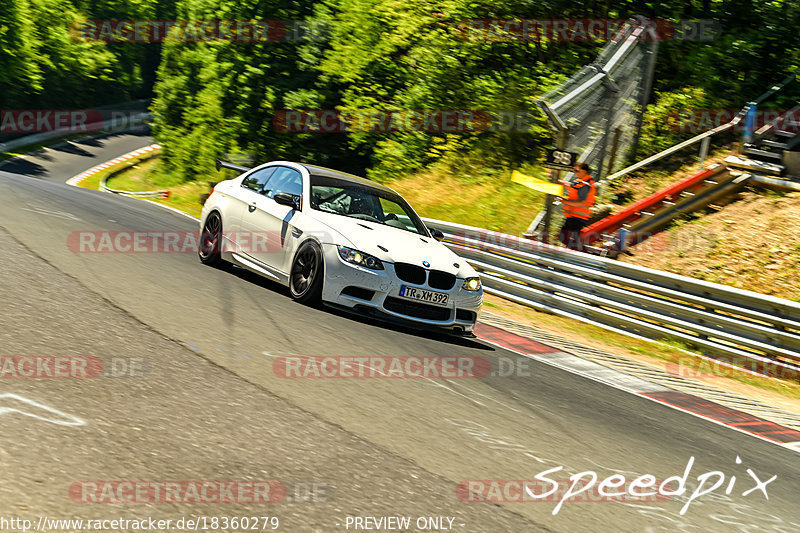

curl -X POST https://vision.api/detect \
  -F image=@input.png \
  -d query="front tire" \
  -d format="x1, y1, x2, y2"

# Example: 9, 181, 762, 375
198, 212, 226, 267
290, 241, 324, 304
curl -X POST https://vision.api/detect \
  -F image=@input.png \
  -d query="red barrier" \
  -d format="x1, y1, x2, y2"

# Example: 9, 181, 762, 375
581, 167, 718, 244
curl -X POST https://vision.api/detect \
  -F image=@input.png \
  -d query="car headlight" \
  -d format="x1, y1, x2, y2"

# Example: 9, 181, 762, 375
462, 277, 482, 291
337, 246, 384, 270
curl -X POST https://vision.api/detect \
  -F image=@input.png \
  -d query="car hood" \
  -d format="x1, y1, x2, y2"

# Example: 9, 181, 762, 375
310, 212, 474, 277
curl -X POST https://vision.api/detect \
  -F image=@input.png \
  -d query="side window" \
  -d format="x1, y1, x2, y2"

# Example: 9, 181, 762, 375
241, 167, 277, 193
264, 167, 303, 199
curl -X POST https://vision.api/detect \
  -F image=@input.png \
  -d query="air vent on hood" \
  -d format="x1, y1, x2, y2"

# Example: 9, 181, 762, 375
357, 223, 373, 230
377, 245, 388, 252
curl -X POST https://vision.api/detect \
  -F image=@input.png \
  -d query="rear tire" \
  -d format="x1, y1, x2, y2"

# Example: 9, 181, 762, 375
198, 212, 226, 267
290, 241, 324, 304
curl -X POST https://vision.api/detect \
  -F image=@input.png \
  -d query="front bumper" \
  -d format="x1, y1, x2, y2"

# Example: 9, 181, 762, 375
320, 244, 482, 332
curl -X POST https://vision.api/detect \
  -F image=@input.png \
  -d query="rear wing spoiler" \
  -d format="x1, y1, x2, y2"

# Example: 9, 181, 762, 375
215, 159, 252, 174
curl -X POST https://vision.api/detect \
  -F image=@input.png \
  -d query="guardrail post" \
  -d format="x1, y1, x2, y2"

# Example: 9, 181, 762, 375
607, 127, 622, 177
742, 102, 757, 145
596, 69, 620, 180
698, 136, 711, 167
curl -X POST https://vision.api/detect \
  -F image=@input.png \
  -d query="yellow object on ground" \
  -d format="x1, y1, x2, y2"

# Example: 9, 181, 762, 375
511, 170, 564, 196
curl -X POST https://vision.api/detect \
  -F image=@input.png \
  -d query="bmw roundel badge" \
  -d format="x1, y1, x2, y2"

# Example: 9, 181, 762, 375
422, 261, 430, 268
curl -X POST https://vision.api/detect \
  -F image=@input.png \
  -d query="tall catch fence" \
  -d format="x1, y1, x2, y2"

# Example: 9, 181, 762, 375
530, 17, 658, 238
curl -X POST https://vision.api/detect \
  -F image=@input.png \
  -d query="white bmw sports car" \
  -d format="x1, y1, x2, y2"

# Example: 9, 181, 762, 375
199, 160, 483, 334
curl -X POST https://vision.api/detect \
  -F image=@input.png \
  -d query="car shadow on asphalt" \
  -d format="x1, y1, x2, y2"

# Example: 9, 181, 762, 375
323, 305, 495, 350
224, 264, 494, 351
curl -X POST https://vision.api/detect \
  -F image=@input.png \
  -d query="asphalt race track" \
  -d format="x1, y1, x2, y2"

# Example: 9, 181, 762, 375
1, 134, 798, 532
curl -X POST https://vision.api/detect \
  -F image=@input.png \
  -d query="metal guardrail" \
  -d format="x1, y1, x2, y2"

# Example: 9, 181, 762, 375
604, 69, 800, 185
423, 218, 800, 380
581, 165, 753, 252
99, 146, 167, 198
0, 111, 151, 154
601, 113, 744, 184
752, 102, 800, 143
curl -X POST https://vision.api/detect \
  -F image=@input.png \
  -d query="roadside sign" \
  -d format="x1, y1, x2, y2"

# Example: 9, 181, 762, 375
545, 148, 578, 171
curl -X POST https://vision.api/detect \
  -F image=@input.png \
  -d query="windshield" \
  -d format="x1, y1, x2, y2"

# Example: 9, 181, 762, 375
310, 175, 429, 236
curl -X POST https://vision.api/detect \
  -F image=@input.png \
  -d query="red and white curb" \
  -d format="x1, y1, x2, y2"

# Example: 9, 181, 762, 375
66, 144, 160, 187
474, 323, 800, 453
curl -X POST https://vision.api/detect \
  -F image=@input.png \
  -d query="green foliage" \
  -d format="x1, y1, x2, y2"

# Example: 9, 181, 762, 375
1, 0, 177, 109
149, 0, 357, 180
7, 0, 800, 184
638, 87, 714, 155
0, 0, 42, 104
0, 0, 117, 107
304, 0, 573, 178
149, 0, 800, 181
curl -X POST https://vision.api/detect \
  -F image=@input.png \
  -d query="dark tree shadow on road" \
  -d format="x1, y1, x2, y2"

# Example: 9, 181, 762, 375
75, 127, 152, 149
0, 158, 49, 178
219, 263, 494, 350
52, 142, 92, 157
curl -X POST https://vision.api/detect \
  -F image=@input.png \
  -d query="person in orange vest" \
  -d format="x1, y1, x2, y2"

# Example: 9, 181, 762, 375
558, 162, 596, 250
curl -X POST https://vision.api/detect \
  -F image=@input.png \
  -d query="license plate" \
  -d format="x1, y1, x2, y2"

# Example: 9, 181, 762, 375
398, 285, 449, 307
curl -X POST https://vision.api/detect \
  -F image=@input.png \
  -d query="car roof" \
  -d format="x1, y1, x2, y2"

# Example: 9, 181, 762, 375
300, 163, 397, 194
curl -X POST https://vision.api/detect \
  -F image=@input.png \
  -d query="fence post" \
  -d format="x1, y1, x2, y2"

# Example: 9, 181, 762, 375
698, 136, 711, 167
541, 128, 569, 244
630, 39, 659, 161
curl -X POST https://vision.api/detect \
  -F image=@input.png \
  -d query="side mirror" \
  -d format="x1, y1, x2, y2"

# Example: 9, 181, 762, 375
274, 192, 299, 210
429, 227, 445, 242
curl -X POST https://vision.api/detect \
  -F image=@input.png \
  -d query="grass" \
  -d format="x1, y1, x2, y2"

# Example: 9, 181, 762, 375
96, 155, 550, 236
78, 155, 212, 219
76, 154, 156, 191
386, 165, 548, 236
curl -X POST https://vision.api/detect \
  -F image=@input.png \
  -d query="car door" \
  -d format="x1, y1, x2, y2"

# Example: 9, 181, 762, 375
224, 165, 276, 249
238, 166, 303, 275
